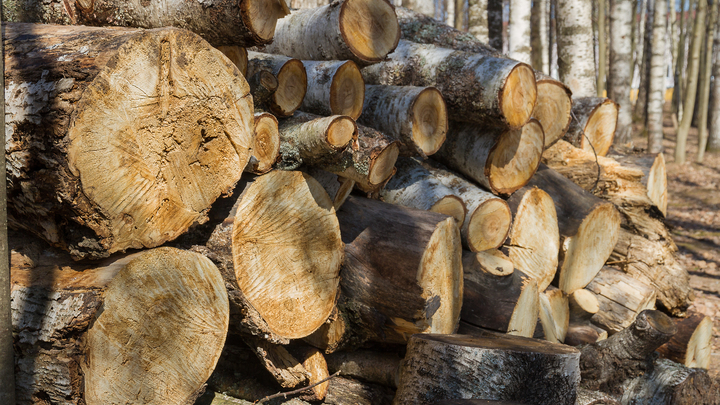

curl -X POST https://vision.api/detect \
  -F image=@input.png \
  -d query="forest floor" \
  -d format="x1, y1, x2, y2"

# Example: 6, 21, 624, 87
631, 108, 720, 377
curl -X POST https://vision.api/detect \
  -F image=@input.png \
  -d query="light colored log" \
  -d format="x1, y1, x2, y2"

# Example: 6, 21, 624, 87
218, 45, 249, 76
556, 0, 596, 96
301, 60, 365, 120
657, 312, 714, 369
534, 72, 573, 148
277, 112, 357, 168
323, 376, 395, 405
575, 388, 620, 405
247, 51, 307, 117
245, 112, 280, 175
564, 97, 619, 157
608, 0, 635, 147
508, 0, 532, 64
569, 288, 600, 323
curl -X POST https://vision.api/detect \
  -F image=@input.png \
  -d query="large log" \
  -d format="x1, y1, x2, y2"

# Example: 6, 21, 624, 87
11, 245, 229, 405
2, 0, 289, 47
361, 40, 537, 128
245, 112, 280, 175
433, 120, 545, 195
534, 72, 573, 147
620, 358, 720, 405
277, 112, 357, 169
607, 151, 668, 216
247, 52, 307, 116
261, 0, 400, 65
656, 312, 714, 369
564, 97, 619, 157
301, 60, 365, 120
4, 23, 254, 259
305, 196, 463, 351
195, 171, 344, 344
393, 332, 581, 405
358, 85, 448, 157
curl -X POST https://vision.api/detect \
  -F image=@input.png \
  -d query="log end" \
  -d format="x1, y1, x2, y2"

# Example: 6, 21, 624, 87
243, 0, 287, 43
248, 112, 280, 174
334, 176, 356, 211
412, 87, 448, 156
467, 199, 511, 252
217, 45, 248, 76
430, 195, 467, 225
330, 61, 366, 120
507, 277, 539, 338
369, 141, 401, 185
327, 115, 358, 149
487, 119, 544, 195
501, 64, 538, 129
273, 58, 308, 116
580, 99, 618, 157
467, 249, 515, 277
533, 78, 572, 148
570, 289, 600, 315
685, 316, 713, 369
340, 0, 400, 63
647, 152, 668, 216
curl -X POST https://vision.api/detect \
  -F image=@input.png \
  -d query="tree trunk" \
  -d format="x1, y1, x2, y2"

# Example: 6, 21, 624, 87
564, 97, 619, 157
301, 60, 365, 120
585, 267, 657, 333
194, 171, 344, 344
361, 40, 537, 129
646, 0, 667, 153
462, 250, 540, 338
621, 359, 720, 405
508, 0, 532, 64
11, 245, 229, 405
672, 0, 689, 118
1, 0, 288, 47
245, 112, 280, 175
3, 23, 254, 260
433, 120, 545, 195
696, 2, 718, 161
533, 72, 573, 148
597, 0, 608, 96
358, 85, 448, 157
707, 15, 720, 151
455, 0, 465, 29
488, 0, 504, 50
531, 0, 550, 74
609, 0, 636, 148
277, 113, 357, 169
305, 196, 463, 352
393, 332, 581, 405
537, 286, 570, 343
260, 0, 400, 65
217, 45, 249, 77
468, 0, 489, 42
556, 0, 597, 96
633, 0, 653, 128
675, 0, 707, 163
247, 52, 307, 117
656, 312, 714, 369
325, 350, 400, 388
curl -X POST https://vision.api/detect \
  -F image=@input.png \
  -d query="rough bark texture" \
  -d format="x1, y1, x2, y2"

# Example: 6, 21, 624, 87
247, 70, 279, 108
301, 60, 365, 120
575, 388, 620, 405
564, 97, 619, 157
621, 359, 720, 405
361, 40, 537, 129
646, 0, 667, 153
260, 0, 400, 65
656, 312, 714, 369
533, 72, 573, 148
1, 0, 288, 47
508, 0, 532, 64
696, 2, 719, 161
531, 0, 550, 73
707, 15, 720, 151
323, 377, 395, 405
556, 0, 597, 96
11, 244, 229, 405
596, 0, 607, 96
245, 112, 280, 175
277, 112, 357, 170
4, 23, 254, 260
468, 0, 489, 42
247, 52, 307, 117
393, 332, 581, 405
609, 0, 635, 147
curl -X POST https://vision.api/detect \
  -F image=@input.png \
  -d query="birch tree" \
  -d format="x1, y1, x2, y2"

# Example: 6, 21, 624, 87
708, 18, 720, 151
557, 0, 597, 96
509, 0, 533, 63
468, 0, 489, 42
646, 0, 667, 152
488, 0, 504, 50
532, 0, 551, 73
696, 0, 718, 161
609, 0, 636, 147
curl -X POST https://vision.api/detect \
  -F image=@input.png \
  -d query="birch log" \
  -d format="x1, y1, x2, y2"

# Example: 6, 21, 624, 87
247, 52, 307, 117
564, 97, 619, 157
656, 312, 714, 369
556, 0, 597, 96
468, 0, 489, 42
245, 112, 280, 174
508, 0, 532, 64
534, 72, 573, 147
218, 45, 249, 76
301, 60, 365, 120
11, 246, 229, 405
4, 23, 254, 259
646, 0, 667, 154
277, 112, 357, 169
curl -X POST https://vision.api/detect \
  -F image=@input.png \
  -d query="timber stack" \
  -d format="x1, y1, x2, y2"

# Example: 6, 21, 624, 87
4, 1, 713, 404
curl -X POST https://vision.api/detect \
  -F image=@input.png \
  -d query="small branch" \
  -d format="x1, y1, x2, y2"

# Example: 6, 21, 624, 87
254, 370, 341, 404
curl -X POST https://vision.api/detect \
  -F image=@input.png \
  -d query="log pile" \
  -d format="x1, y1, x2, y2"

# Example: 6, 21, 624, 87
5, 2, 713, 405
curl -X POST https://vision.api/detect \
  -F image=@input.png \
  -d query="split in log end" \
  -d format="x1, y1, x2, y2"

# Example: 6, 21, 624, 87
327, 116, 358, 149
330, 61, 366, 120
487, 119, 544, 195
412, 87, 448, 156
533, 78, 572, 147
340, 0, 400, 63
217, 45, 248, 77
247, 112, 280, 174
467, 199, 512, 252
274, 59, 308, 116
430, 195, 467, 225
501, 64, 538, 129
580, 99, 618, 157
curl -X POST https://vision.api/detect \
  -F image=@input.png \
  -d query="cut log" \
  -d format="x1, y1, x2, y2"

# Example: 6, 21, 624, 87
564, 97, 619, 157
620, 359, 720, 405
243, 335, 311, 389
248, 70, 280, 107
575, 389, 620, 405
462, 250, 539, 337
585, 267, 657, 334
656, 312, 714, 369
425, 162, 512, 252
305, 196, 463, 351
537, 286, 569, 343
504, 187, 559, 290
607, 151, 668, 216
358, 85, 448, 157
325, 350, 400, 388
534, 72, 573, 147
277, 112, 357, 169
433, 119, 545, 195
11, 245, 229, 405
4, 23, 254, 259
564, 323, 608, 346
524, 165, 621, 294
435, 401, 524, 405
2, 0, 289, 47
206, 344, 283, 402
301, 60, 365, 120
261, 0, 400, 65
304, 168, 355, 211
195, 171, 344, 344
361, 40, 537, 128
393, 332, 581, 405
218, 45, 249, 76
323, 377, 395, 405
245, 112, 280, 174
569, 288, 600, 323
579, 310, 677, 395
287, 346, 331, 401
247, 52, 307, 116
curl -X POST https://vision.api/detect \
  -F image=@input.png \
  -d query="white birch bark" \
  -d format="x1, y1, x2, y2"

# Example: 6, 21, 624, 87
509, 0, 532, 64
468, 0, 489, 42
609, 0, 635, 147
556, 0, 597, 96
646, 0, 667, 153
402, 0, 436, 17
531, 0, 550, 74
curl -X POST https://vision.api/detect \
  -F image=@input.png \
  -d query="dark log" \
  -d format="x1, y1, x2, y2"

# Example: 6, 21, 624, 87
656, 312, 714, 369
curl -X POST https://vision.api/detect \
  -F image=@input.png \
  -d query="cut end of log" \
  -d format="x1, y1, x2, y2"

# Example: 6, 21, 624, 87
507, 277, 539, 338
469, 249, 515, 277
274, 58, 308, 116
334, 176, 356, 210
533, 78, 572, 147
231, 171, 343, 340
244, 0, 287, 43
217, 45, 248, 76
647, 153, 668, 216
579, 99, 618, 157
467, 199, 511, 252
327, 115, 358, 149
411, 87, 448, 156
487, 119, 544, 195
686, 316, 713, 369
330, 61, 365, 120
430, 195, 467, 225
369, 141, 401, 185
249, 112, 280, 174
500, 64, 538, 129
340, 0, 400, 63
570, 289, 599, 315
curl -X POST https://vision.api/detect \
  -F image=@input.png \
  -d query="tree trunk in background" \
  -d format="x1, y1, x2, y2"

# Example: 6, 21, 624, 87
402, 0, 435, 18
550, 0, 558, 76
708, 18, 720, 151
509, 0, 532, 63
634, 0, 654, 127
468, 0, 489, 41
630, 0, 640, 86
646, 0, 667, 153
676, 0, 707, 163
696, 3, 718, 161
446, 0, 456, 29
488, 0, 504, 50
455, 0, 465, 29
597, 0, 607, 96
557, 0, 597, 96
531, 0, 550, 73
609, 0, 635, 147
673, 0, 691, 118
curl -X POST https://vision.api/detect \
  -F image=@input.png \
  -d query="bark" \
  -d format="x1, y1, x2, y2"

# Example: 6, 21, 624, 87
301, 60, 365, 120
462, 251, 540, 337
575, 389, 620, 405
672, 0, 689, 117
531, 0, 550, 73
633, 0, 653, 127
646, 0, 667, 153
609, 0, 636, 147
607, 151, 668, 216
260, 0, 400, 65
290, 0, 330, 7
193, 171, 344, 344
277, 112, 357, 170
325, 350, 400, 388
708, 16, 720, 151
248, 70, 279, 108
0, 14, 11, 404
696, 3, 719, 161
508, 0, 532, 63
433, 119, 545, 195
361, 40, 537, 129
597, 0, 608, 96
358, 85, 448, 157
524, 165, 621, 295
579, 310, 677, 396
504, 187, 560, 291
538, 286, 570, 343
556, 0, 597, 96
323, 377, 395, 405
488, 0, 504, 50
304, 196, 463, 351
3, 23, 254, 260
218, 45, 249, 77
401, 0, 436, 17
242, 335, 311, 389
393, 332, 581, 405
455, 0, 464, 29
247, 52, 307, 117
675, 0, 707, 163
564, 97, 619, 157
468, 0, 489, 42
585, 267, 657, 333
11, 245, 229, 405
621, 358, 720, 405
1, 0, 288, 47
303, 168, 355, 211
656, 312, 714, 369
245, 112, 280, 175
436, 401, 525, 405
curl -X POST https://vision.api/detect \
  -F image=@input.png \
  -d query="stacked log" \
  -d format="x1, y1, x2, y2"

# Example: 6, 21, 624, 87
564, 97, 619, 157
302, 60, 366, 119
247, 52, 308, 116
